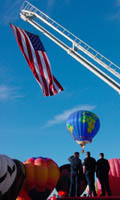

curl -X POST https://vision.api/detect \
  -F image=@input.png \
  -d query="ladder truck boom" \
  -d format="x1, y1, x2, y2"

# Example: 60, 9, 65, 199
20, 1, 120, 93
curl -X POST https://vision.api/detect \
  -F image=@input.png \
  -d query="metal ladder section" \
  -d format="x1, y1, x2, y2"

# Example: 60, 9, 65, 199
20, 1, 120, 93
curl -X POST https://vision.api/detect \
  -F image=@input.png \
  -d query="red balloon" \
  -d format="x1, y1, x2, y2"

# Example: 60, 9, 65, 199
97, 158, 120, 196
17, 189, 31, 200
56, 164, 87, 196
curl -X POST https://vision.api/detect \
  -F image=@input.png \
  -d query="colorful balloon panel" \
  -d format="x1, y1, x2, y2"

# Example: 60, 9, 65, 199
46, 158, 60, 191
66, 110, 100, 147
97, 158, 120, 196
18, 157, 60, 200
56, 164, 87, 196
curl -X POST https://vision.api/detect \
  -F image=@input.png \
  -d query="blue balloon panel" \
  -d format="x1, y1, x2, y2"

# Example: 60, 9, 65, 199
66, 110, 100, 143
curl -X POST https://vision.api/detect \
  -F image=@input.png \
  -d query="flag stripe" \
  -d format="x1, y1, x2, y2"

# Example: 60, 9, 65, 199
21, 30, 47, 95
36, 52, 50, 96
41, 51, 56, 95
10, 24, 42, 88
11, 24, 48, 95
10, 24, 64, 96
53, 75, 64, 92
44, 53, 63, 93
19, 28, 45, 92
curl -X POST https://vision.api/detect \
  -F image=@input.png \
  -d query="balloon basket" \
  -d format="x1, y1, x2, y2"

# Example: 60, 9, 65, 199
81, 149, 84, 153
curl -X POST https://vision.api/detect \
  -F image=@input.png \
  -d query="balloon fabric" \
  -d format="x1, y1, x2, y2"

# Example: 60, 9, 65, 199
97, 158, 120, 196
56, 164, 87, 196
66, 110, 100, 148
17, 157, 60, 200
0, 155, 25, 200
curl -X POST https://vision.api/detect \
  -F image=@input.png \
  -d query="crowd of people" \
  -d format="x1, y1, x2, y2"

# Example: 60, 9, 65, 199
68, 151, 112, 197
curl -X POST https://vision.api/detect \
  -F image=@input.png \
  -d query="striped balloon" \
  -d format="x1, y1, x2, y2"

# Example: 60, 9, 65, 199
97, 159, 120, 196
17, 157, 60, 200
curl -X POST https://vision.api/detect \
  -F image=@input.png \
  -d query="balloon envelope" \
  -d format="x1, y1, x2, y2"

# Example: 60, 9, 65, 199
66, 110, 100, 148
97, 158, 120, 196
56, 164, 87, 196
18, 157, 60, 200
0, 155, 25, 200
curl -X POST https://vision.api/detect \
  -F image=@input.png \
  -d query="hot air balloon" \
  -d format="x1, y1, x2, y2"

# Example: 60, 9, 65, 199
97, 158, 120, 196
66, 110, 100, 152
56, 164, 87, 196
0, 154, 25, 200
17, 157, 60, 200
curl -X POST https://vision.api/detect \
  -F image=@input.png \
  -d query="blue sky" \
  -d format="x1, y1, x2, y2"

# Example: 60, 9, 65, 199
0, 0, 120, 168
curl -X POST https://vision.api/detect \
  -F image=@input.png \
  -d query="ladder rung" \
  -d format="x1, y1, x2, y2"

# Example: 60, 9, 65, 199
20, 0, 120, 86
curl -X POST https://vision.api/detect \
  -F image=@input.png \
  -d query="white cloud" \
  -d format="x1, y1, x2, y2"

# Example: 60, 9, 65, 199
65, 0, 71, 5
47, 0, 55, 8
0, 85, 23, 101
47, 0, 70, 8
44, 104, 96, 128
116, 0, 120, 7
107, 0, 120, 21
1, 0, 24, 25
45, 0, 71, 15
1, 0, 71, 25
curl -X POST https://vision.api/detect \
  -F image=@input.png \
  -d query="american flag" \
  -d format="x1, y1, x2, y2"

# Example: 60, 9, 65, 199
10, 24, 63, 96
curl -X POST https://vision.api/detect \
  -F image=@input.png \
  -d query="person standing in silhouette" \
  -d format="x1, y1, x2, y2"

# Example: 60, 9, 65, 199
68, 152, 83, 197
83, 151, 97, 197
96, 153, 112, 196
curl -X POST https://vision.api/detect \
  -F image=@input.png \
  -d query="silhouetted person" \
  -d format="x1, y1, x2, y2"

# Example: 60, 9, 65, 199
83, 151, 97, 197
68, 152, 83, 197
96, 153, 112, 196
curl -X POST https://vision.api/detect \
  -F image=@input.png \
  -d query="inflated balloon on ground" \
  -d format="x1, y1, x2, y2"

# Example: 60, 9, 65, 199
97, 158, 120, 196
56, 164, 87, 196
0, 154, 25, 200
17, 157, 60, 200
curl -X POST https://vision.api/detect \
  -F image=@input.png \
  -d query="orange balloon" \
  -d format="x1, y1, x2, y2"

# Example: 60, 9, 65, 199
17, 157, 60, 200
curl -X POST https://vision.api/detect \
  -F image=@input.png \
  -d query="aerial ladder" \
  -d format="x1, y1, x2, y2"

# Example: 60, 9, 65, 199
20, 1, 120, 93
